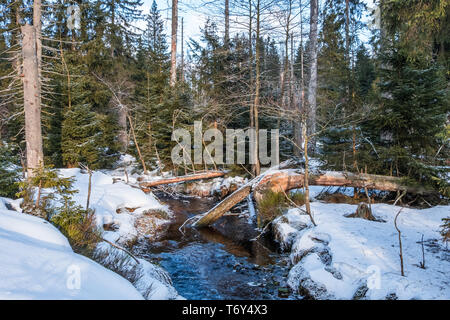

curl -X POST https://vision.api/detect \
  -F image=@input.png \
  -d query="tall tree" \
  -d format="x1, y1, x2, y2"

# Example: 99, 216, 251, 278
224, 0, 230, 45
170, 0, 178, 87
306, 0, 318, 152
22, 23, 44, 175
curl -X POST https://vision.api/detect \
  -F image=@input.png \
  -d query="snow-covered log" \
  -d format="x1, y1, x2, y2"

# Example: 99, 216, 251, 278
253, 170, 434, 197
193, 185, 252, 228
139, 171, 225, 188
193, 169, 435, 228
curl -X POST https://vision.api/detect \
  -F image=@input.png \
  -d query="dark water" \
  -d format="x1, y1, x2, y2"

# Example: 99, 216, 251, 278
135, 194, 299, 300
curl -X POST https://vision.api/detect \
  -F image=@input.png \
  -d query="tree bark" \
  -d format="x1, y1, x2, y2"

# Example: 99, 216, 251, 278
117, 105, 128, 152
254, 170, 434, 196
33, 0, 42, 87
22, 24, 44, 176
252, 0, 261, 176
306, 0, 318, 153
294, 5, 305, 157
225, 0, 230, 45
170, 0, 178, 87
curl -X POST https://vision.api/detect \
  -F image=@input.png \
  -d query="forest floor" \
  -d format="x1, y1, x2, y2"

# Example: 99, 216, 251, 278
275, 187, 450, 299
0, 155, 448, 300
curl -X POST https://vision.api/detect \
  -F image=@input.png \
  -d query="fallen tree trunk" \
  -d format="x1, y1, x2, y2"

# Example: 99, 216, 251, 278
139, 171, 225, 188
193, 169, 435, 228
253, 170, 434, 199
193, 185, 252, 228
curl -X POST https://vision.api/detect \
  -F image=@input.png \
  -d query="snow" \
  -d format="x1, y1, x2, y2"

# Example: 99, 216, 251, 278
281, 201, 450, 300
0, 209, 144, 300
57, 169, 169, 244
0, 165, 182, 300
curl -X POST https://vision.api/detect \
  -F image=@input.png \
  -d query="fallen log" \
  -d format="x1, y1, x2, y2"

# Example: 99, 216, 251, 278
253, 170, 434, 199
193, 169, 436, 228
193, 185, 252, 228
139, 171, 225, 188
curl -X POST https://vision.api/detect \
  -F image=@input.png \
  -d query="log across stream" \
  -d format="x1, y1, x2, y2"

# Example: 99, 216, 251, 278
133, 193, 301, 300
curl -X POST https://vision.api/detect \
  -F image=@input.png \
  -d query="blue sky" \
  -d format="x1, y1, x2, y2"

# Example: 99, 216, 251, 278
139, 0, 375, 55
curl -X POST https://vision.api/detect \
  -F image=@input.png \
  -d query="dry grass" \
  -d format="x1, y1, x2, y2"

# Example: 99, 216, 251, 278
289, 192, 306, 206
257, 190, 287, 227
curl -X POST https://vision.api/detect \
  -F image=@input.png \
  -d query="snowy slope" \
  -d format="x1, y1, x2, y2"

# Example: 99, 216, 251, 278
274, 201, 450, 300
57, 168, 169, 244
0, 167, 181, 300
0, 209, 144, 300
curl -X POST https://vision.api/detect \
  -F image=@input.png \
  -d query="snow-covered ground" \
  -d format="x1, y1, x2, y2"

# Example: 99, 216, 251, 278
58, 168, 170, 244
0, 207, 143, 299
0, 160, 182, 300
273, 196, 450, 300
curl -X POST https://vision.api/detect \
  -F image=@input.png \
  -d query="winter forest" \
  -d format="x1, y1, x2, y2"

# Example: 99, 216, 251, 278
0, 0, 449, 302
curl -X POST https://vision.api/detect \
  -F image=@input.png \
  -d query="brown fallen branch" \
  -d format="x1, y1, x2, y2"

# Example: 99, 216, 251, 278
193, 185, 252, 228
101, 238, 141, 265
139, 171, 225, 188
192, 169, 436, 228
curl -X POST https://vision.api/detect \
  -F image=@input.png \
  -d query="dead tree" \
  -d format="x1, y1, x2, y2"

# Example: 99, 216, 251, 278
170, 0, 178, 87
306, 0, 318, 152
224, 0, 230, 45
139, 171, 225, 188
21, 24, 44, 176
252, 0, 261, 176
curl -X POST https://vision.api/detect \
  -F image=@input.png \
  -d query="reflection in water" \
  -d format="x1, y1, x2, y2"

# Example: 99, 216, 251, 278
135, 193, 299, 300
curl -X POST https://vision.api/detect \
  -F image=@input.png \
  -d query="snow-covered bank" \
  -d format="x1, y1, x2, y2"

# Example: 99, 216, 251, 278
56, 168, 182, 300
0, 208, 143, 299
58, 168, 170, 245
273, 200, 450, 300
0, 164, 182, 300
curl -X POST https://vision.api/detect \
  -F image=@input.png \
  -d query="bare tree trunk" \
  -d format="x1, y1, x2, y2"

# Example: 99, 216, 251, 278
252, 0, 261, 176
127, 113, 148, 174
181, 17, 184, 82
280, 1, 292, 112
170, 0, 178, 87
306, 0, 318, 153
302, 120, 314, 224
225, 0, 230, 45
22, 24, 44, 176
294, 3, 305, 157
248, 0, 254, 131
117, 106, 128, 152
33, 0, 42, 87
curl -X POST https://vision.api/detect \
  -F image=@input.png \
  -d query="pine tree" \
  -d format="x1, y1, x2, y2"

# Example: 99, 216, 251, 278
61, 103, 101, 168
366, 44, 448, 184
132, 0, 171, 169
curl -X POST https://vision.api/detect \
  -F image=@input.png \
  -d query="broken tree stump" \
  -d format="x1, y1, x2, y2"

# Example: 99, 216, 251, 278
346, 203, 377, 221
139, 171, 225, 188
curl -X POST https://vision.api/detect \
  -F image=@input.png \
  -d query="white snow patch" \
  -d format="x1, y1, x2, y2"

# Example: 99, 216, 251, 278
285, 202, 450, 300
0, 209, 143, 300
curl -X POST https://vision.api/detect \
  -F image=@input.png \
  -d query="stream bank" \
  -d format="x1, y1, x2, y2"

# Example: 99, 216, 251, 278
134, 193, 302, 300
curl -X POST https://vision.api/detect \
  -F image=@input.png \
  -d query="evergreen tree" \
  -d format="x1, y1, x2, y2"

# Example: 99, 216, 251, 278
365, 43, 448, 184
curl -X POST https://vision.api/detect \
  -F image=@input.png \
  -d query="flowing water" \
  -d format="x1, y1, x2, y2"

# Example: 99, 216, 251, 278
135, 193, 300, 300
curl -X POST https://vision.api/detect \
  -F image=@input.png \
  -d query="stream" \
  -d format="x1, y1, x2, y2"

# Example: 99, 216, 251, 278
134, 193, 301, 300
